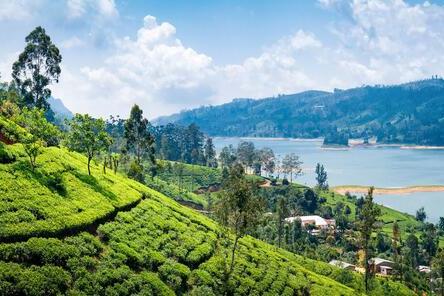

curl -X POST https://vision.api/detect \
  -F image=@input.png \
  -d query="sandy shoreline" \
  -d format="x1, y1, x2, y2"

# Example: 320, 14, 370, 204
333, 185, 444, 195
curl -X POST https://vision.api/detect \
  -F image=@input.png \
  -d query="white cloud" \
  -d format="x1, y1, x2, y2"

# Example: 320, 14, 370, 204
58, 1, 444, 118
0, 0, 42, 20
10, 0, 444, 119
58, 15, 330, 117
60, 36, 85, 49
54, 15, 215, 117
66, 0, 118, 19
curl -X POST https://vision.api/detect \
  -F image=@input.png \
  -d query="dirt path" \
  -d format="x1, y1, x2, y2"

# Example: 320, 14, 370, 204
333, 185, 444, 195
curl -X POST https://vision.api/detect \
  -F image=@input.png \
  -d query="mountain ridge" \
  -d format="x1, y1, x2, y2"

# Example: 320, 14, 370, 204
154, 78, 444, 145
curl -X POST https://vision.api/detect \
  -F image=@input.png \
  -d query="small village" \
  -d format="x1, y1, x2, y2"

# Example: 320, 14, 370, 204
285, 215, 432, 277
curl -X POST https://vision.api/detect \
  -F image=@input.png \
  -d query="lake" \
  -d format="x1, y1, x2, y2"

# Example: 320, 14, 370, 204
213, 137, 444, 222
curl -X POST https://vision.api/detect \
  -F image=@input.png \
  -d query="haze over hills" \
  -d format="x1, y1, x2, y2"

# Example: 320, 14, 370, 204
48, 97, 73, 119
155, 78, 444, 146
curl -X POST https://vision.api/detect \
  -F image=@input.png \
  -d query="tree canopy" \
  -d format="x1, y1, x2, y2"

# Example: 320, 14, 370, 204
12, 26, 62, 114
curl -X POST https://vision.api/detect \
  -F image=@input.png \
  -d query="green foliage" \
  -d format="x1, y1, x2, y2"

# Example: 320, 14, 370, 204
65, 114, 111, 175
0, 145, 415, 295
315, 163, 328, 190
13, 107, 59, 169
12, 26, 62, 111
0, 145, 144, 240
124, 104, 154, 165
0, 114, 28, 144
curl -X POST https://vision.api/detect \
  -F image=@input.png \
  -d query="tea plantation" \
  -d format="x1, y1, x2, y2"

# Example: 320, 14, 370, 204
0, 144, 415, 295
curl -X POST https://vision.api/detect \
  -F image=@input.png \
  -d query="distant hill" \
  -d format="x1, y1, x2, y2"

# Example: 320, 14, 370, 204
48, 97, 73, 119
155, 79, 444, 145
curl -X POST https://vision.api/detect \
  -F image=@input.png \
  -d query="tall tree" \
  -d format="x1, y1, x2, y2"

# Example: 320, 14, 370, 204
421, 223, 439, 264
276, 196, 288, 248
183, 123, 204, 164
124, 105, 155, 165
215, 164, 264, 275
281, 153, 303, 182
356, 187, 381, 293
14, 107, 59, 170
236, 141, 255, 172
204, 137, 217, 167
258, 147, 275, 177
439, 217, 444, 233
432, 249, 444, 296
12, 26, 62, 112
392, 221, 403, 281
219, 144, 237, 168
416, 207, 427, 222
65, 114, 111, 175
315, 163, 328, 190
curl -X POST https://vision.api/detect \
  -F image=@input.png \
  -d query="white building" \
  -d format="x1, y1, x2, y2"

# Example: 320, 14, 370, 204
329, 260, 356, 271
285, 215, 336, 229
418, 265, 431, 273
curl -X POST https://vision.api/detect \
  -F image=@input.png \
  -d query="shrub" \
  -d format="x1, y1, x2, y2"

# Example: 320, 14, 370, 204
158, 259, 191, 292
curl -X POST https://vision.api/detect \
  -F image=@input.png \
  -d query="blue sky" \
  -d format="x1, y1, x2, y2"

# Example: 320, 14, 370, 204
1, 0, 444, 118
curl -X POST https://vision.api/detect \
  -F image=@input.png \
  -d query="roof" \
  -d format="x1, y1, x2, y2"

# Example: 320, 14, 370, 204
418, 265, 431, 273
370, 258, 394, 266
285, 215, 333, 226
329, 260, 355, 269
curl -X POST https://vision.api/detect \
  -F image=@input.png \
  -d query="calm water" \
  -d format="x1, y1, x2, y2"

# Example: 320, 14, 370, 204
214, 137, 444, 222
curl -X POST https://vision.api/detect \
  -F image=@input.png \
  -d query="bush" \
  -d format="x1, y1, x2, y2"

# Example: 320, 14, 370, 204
128, 160, 144, 183
158, 259, 191, 292
0, 145, 15, 163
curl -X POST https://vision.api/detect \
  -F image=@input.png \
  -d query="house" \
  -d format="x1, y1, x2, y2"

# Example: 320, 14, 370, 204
285, 215, 336, 229
285, 215, 336, 234
329, 260, 356, 271
418, 265, 431, 273
369, 258, 394, 275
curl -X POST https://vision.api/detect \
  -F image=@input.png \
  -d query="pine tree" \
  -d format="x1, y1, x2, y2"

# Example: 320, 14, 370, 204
357, 187, 381, 293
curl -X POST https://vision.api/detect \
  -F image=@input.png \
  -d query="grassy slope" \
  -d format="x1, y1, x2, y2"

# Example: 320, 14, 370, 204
319, 190, 444, 246
0, 144, 376, 295
151, 161, 264, 208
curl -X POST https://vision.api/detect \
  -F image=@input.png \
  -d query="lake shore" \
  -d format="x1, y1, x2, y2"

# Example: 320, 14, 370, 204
214, 137, 444, 149
333, 185, 444, 195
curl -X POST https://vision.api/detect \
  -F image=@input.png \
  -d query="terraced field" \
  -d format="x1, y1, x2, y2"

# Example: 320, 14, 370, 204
0, 144, 146, 241
0, 144, 414, 295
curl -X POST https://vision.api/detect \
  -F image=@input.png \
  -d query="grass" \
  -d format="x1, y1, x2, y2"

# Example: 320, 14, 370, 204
0, 144, 415, 295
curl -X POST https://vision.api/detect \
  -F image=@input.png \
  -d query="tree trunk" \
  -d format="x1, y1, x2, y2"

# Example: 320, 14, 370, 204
29, 154, 35, 171
87, 156, 92, 175
229, 235, 240, 274
364, 240, 369, 293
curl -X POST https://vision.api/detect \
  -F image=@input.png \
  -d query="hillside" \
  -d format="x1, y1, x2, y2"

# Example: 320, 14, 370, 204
155, 79, 444, 145
0, 143, 415, 295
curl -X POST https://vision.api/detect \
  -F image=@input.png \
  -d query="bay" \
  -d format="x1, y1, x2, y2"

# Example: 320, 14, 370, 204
213, 137, 444, 222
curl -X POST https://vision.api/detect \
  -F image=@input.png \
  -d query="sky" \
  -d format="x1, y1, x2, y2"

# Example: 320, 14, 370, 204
1, 0, 444, 119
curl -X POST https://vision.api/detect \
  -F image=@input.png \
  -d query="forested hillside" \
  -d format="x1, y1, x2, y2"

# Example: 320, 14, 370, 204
155, 79, 444, 145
